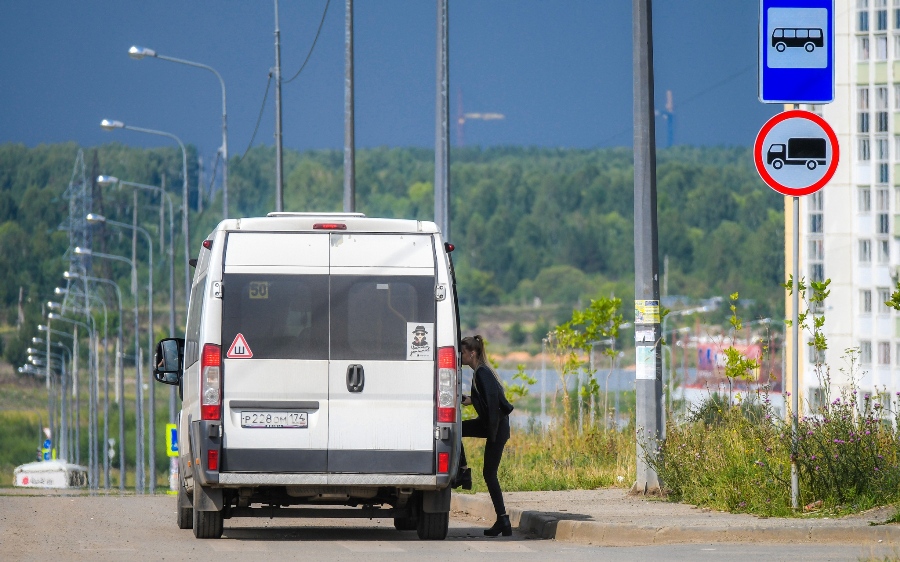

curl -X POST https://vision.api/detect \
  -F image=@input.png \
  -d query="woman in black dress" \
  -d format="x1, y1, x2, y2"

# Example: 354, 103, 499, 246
455, 335, 514, 537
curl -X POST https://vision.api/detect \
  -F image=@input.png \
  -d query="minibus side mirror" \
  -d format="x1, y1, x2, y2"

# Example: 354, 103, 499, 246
154, 338, 185, 385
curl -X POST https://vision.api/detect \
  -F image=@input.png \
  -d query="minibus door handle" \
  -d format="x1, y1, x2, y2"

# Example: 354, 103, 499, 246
347, 364, 365, 393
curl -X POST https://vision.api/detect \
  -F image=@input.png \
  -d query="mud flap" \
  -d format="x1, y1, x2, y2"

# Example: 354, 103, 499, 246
193, 481, 223, 512
421, 486, 450, 513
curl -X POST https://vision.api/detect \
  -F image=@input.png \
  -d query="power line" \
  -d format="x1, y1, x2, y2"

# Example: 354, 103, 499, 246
237, 73, 273, 164
284, 0, 331, 84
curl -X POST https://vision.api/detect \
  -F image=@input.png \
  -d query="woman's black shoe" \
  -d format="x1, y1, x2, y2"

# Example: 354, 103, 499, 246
484, 514, 512, 537
451, 467, 472, 490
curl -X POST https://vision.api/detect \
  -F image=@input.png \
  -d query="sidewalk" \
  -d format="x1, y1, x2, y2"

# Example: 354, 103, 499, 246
451, 489, 900, 546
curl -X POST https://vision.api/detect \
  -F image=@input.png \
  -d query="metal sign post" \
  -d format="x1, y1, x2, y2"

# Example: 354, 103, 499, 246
754, 109, 838, 509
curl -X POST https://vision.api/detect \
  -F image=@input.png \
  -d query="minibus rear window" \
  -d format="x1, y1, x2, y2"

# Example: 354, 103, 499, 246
222, 274, 329, 360
330, 275, 436, 361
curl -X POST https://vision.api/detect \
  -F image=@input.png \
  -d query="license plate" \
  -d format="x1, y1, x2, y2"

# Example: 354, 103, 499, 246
240, 411, 308, 428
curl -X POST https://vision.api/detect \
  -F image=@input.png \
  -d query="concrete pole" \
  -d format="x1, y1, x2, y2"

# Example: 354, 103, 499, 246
274, 0, 284, 212
632, 0, 663, 494
343, 0, 356, 213
434, 0, 450, 241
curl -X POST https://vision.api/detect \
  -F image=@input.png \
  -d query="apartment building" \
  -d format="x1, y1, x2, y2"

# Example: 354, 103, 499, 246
791, 0, 899, 413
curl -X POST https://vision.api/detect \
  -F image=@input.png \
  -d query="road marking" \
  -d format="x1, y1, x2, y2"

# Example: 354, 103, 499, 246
339, 541, 405, 552
461, 541, 534, 552
208, 542, 271, 552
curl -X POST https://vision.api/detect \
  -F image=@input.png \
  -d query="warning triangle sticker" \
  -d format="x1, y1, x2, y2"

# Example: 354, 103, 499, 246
226, 333, 254, 359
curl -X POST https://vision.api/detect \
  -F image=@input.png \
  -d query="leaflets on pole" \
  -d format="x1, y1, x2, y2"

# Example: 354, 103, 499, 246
754, 109, 838, 196
166, 424, 178, 457
759, 0, 834, 103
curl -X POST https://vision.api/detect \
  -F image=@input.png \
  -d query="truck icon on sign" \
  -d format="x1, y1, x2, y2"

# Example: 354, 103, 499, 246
772, 28, 824, 52
767, 137, 826, 170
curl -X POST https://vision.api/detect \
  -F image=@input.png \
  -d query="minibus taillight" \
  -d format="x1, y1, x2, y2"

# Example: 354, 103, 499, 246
438, 452, 449, 474
313, 223, 347, 230
201, 343, 221, 420
207, 450, 219, 471
437, 346, 457, 423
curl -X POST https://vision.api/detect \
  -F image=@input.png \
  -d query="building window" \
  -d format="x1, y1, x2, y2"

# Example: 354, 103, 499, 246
809, 239, 824, 260
877, 88, 889, 131
860, 36, 872, 60
895, 135, 900, 159
879, 288, 892, 312
860, 0, 871, 32
878, 188, 890, 234
863, 289, 873, 313
877, 35, 889, 58
861, 239, 873, 262
881, 163, 891, 183
860, 138, 872, 160
895, 342, 900, 366
861, 341, 873, 364
860, 187, 872, 212
879, 342, 891, 364
878, 0, 889, 30
810, 191, 823, 211
859, 88, 871, 132
879, 238, 890, 261
810, 214, 823, 233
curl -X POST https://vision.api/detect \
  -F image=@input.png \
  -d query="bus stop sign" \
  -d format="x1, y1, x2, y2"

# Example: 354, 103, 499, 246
759, 0, 834, 103
754, 109, 839, 196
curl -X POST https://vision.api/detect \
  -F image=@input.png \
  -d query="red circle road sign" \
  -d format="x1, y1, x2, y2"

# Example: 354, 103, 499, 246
754, 109, 839, 196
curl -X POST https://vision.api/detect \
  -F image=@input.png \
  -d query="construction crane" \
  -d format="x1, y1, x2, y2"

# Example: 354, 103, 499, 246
456, 89, 504, 147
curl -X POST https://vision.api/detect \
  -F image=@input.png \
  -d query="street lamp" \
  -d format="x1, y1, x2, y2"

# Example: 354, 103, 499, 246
128, 45, 229, 220
32, 336, 72, 460
39, 325, 78, 462
85, 215, 158, 493
100, 119, 190, 315
48, 312, 96, 482
75, 246, 146, 493
65, 271, 126, 490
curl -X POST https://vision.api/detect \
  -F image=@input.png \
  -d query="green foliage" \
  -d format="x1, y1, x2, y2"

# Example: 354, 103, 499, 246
648, 279, 900, 517
507, 322, 526, 346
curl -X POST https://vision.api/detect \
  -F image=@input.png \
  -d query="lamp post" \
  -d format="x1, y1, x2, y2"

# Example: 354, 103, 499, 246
75, 246, 145, 492
65, 272, 125, 491
100, 120, 190, 315
52, 296, 108, 487
38, 325, 76, 461
32, 337, 72, 462
86, 214, 158, 493
128, 46, 228, 220
48, 312, 96, 485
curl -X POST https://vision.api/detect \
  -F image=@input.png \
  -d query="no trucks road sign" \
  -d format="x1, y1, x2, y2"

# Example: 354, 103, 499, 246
754, 109, 838, 196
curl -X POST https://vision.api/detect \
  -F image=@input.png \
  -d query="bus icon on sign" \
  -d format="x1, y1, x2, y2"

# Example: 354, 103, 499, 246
772, 28, 824, 52
767, 137, 827, 170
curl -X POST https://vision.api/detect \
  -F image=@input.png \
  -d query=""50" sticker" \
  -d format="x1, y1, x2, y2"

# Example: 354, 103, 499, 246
248, 282, 269, 299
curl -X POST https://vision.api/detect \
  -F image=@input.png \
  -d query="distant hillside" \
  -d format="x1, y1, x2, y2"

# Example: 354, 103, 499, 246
0, 143, 783, 368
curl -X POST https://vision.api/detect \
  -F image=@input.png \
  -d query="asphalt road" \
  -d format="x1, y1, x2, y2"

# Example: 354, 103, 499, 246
0, 494, 895, 561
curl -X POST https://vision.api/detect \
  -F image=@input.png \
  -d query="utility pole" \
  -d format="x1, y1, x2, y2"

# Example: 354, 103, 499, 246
343, 0, 356, 212
632, 0, 663, 494
434, 0, 450, 241
274, 0, 284, 212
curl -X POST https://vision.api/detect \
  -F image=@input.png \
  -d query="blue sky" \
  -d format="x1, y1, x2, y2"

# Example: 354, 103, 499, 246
0, 1, 778, 160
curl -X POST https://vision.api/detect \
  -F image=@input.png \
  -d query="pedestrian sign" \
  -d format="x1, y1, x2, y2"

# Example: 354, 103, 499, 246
759, 0, 834, 103
166, 424, 179, 457
754, 109, 839, 196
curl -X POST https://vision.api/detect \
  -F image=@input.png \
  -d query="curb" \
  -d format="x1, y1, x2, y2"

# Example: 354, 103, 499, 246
450, 493, 900, 546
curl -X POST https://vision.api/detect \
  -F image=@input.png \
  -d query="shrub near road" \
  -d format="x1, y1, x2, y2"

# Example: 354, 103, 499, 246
650, 284, 900, 517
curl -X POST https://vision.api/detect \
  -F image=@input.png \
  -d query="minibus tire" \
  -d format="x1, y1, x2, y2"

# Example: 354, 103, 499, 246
177, 481, 193, 530
416, 510, 449, 540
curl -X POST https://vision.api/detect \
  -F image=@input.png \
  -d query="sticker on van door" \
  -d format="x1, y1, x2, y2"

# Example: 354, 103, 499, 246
406, 323, 434, 360
227, 333, 254, 358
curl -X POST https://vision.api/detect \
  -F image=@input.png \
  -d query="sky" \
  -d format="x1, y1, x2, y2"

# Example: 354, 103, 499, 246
0, 1, 779, 162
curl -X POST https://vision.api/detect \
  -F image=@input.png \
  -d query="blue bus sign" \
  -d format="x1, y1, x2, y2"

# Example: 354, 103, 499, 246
759, 0, 834, 104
